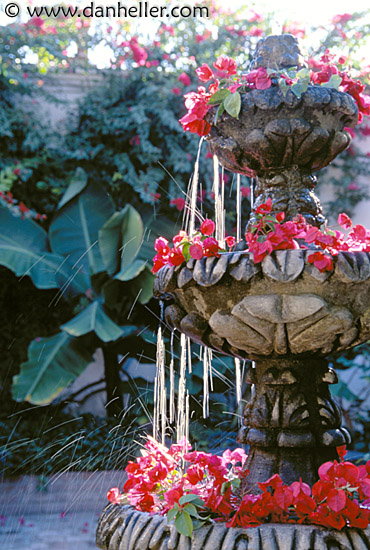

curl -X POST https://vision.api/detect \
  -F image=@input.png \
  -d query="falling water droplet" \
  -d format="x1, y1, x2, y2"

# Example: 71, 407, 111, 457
169, 329, 176, 424
235, 358, 242, 426
177, 333, 187, 442
236, 174, 241, 242
159, 300, 164, 323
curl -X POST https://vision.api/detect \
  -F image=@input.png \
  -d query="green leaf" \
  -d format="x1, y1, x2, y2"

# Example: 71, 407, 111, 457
278, 78, 289, 97
290, 80, 309, 99
321, 74, 343, 90
0, 206, 87, 294
179, 494, 205, 506
214, 102, 225, 125
167, 508, 177, 523
99, 205, 144, 275
49, 183, 115, 276
296, 68, 310, 80
61, 301, 123, 342
114, 259, 148, 282
174, 510, 193, 538
12, 333, 92, 404
183, 503, 199, 517
207, 88, 231, 105
57, 167, 88, 210
129, 265, 154, 304
223, 92, 241, 118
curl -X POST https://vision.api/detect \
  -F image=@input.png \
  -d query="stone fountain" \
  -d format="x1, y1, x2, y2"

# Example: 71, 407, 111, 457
97, 35, 370, 550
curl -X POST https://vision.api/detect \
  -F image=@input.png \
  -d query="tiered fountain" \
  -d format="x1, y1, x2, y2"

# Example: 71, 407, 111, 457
97, 34, 370, 550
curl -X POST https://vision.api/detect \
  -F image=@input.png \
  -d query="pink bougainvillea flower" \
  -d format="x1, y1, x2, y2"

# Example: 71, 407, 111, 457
200, 219, 215, 236
213, 55, 237, 76
240, 186, 251, 197
347, 182, 359, 191
195, 63, 214, 82
178, 72, 191, 86
245, 67, 272, 90
337, 213, 352, 229
189, 243, 204, 260
170, 197, 186, 211
332, 13, 352, 25
172, 87, 181, 95
129, 135, 141, 146
154, 237, 170, 255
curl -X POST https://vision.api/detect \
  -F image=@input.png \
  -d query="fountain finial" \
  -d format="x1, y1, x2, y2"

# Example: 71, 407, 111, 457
251, 33, 303, 70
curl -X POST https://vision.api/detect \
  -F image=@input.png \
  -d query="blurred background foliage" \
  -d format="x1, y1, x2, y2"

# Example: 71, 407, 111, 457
0, 2, 370, 476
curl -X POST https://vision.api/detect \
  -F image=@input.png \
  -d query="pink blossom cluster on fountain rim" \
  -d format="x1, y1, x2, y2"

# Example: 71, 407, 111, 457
152, 199, 370, 274
108, 438, 370, 532
179, 51, 370, 137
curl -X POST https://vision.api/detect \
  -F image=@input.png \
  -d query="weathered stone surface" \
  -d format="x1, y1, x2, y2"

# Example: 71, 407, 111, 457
97, 505, 370, 550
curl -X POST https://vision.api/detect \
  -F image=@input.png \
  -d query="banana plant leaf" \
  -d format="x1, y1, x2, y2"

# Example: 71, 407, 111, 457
49, 182, 115, 277
99, 204, 144, 275
56, 167, 88, 210
12, 333, 93, 405
0, 206, 87, 294
61, 300, 124, 342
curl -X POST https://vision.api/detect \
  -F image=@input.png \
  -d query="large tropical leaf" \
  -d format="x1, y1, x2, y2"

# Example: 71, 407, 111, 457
49, 182, 115, 276
56, 167, 88, 210
61, 300, 123, 342
99, 205, 143, 275
12, 333, 92, 405
114, 260, 154, 305
0, 206, 87, 293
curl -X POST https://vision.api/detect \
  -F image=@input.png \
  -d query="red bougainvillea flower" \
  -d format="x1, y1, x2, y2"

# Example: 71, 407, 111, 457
168, 247, 185, 266
225, 236, 236, 249
203, 237, 220, 257
213, 55, 237, 76
255, 197, 272, 214
195, 63, 214, 82
178, 72, 191, 86
107, 488, 120, 504
200, 219, 215, 236
180, 86, 212, 136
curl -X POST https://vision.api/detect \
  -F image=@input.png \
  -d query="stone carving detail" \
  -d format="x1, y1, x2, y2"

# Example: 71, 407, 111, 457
97, 504, 370, 550
209, 294, 354, 356
261, 249, 305, 282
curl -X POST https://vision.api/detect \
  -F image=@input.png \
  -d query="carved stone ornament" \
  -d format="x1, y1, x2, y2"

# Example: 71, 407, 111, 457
97, 504, 370, 550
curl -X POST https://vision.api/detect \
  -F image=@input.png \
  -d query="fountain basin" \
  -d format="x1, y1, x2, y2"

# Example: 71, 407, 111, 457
97, 504, 370, 550
154, 250, 370, 359
206, 85, 358, 177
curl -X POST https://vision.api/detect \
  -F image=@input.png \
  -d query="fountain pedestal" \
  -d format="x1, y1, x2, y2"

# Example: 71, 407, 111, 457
241, 357, 349, 491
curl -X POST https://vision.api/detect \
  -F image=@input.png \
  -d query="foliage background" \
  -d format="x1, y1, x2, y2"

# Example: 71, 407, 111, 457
0, 2, 369, 475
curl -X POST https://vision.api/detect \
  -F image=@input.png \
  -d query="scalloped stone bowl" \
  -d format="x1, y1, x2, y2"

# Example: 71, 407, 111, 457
206, 86, 358, 177
154, 250, 370, 360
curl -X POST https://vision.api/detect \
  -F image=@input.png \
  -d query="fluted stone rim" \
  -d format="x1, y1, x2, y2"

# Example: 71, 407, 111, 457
97, 504, 370, 550
154, 250, 370, 295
